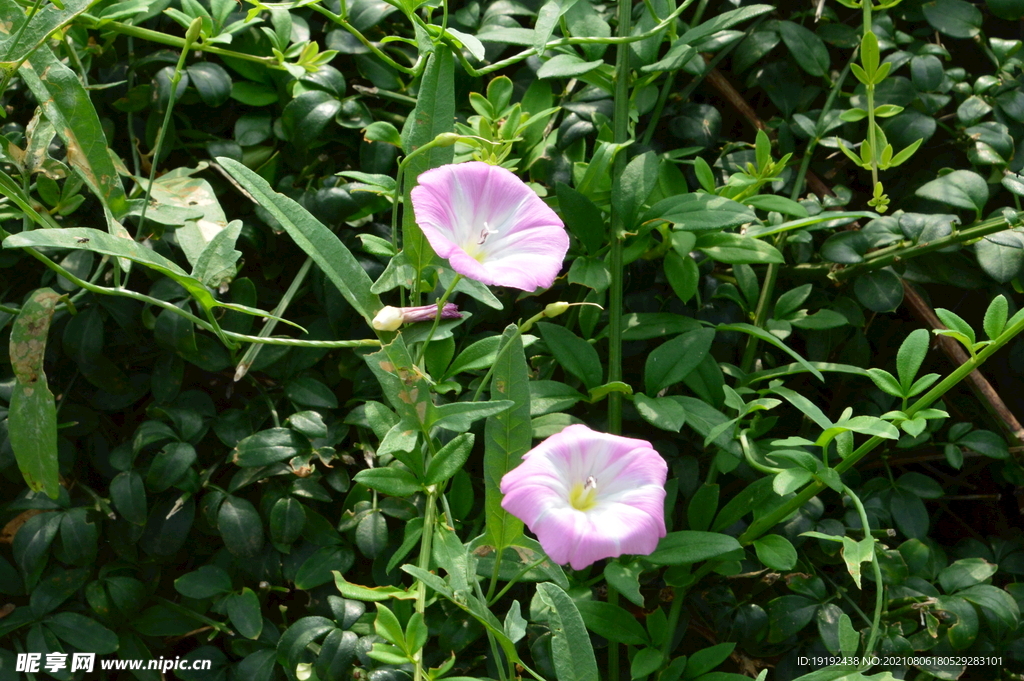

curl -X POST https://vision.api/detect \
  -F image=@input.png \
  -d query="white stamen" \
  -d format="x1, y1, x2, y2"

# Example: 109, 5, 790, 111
584, 475, 597, 491
477, 221, 497, 245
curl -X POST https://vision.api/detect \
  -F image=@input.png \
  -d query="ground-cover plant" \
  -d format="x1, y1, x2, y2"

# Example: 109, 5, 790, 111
4, 0, 1024, 679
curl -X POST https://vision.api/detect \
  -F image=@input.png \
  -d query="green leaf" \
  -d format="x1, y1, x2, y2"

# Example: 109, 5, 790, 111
424, 433, 475, 485
922, 0, 982, 38
644, 328, 715, 394
354, 467, 422, 496
915, 169, 988, 215
984, 296, 1008, 339
687, 642, 737, 677
631, 647, 665, 678
745, 194, 809, 217
935, 308, 976, 346
556, 182, 606, 253
44, 613, 118, 654
664, 250, 700, 303
646, 531, 741, 565
778, 21, 829, 77
431, 400, 514, 433
866, 368, 902, 398
216, 157, 381, 323
958, 429, 1009, 459
110, 471, 147, 525
270, 497, 306, 546
696, 232, 784, 264
227, 587, 263, 639
0, 0, 92, 67
975, 234, 1024, 283
612, 151, 658, 230
276, 616, 335, 669
538, 322, 603, 389
633, 393, 687, 432
896, 328, 930, 392
175, 565, 233, 599
363, 121, 403, 146
8, 288, 61, 498
31, 568, 89, 618
576, 601, 650, 645
754, 534, 798, 570
19, 46, 129, 217
401, 47, 455, 282
538, 54, 604, 79
146, 442, 196, 492
218, 495, 265, 558
603, 561, 645, 607
768, 595, 818, 642
644, 194, 758, 231
957, 584, 1020, 627
537, 583, 598, 681
187, 62, 232, 107
283, 91, 342, 150
484, 326, 531, 551
854, 269, 904, 313
717, 323, 824, 381
939, 557, 998, 593
233, 427, 312, 467
295, 546, 354, 589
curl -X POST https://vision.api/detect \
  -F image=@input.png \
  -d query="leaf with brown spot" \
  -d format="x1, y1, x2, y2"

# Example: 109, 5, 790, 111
19, 45, 129, 218
0, 509, 47, 544
0, 0, 92, 68
8, 288, 60, 499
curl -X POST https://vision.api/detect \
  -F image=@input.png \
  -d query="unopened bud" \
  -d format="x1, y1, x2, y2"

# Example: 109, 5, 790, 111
433, 132, 462, 147
372, 303, 462, 332
185, 17, 203, 44
543, 301, 571, 318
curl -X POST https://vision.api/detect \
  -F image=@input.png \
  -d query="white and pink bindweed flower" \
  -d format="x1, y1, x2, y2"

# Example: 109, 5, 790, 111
410, 161, 570, 291
500, 424, 668, 570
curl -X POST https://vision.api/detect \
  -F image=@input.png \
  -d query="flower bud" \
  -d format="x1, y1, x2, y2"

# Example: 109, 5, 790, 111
543, 301, 571, 318
371, 303, 462, 331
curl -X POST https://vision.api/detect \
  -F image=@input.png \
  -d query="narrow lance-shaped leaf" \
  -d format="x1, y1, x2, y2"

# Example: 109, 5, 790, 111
401, 47, 455, 289
19, 46, 129, 218
8, 288, 62, 499
483, 325, 531, 552
216, 157, 381, 323
1, 0, 93, 76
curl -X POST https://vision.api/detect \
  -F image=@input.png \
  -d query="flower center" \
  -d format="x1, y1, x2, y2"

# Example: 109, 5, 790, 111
569, 476, 598, 511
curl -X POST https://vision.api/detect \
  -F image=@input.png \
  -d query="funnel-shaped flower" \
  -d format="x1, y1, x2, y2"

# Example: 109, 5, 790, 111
371, 303, 462, 331
410, 162, 569, 291
500, 424, 667, 570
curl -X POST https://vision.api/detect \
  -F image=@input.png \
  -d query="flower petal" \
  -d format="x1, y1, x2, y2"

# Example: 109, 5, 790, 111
410, 162, 568, 291
499, 424, 668, 570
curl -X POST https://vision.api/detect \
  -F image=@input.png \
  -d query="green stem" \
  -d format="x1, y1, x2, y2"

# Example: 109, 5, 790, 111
844, 485, 885, 662
306, 3, 420, 75
824, 214, 1014, 282
607, 0, 632, 441
487, 555, 548, 606
739, 305, 1024, 545
412, 487, 438, 681
234, 257, 314, 382
22, 247, 381, 349
416, 274, 461, 365
135, 18, 201, 238
99, 20, 279, 66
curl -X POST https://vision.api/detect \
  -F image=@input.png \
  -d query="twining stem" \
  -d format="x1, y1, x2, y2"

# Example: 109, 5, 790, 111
607, 0, 632, 442
844, 485, 886, 663
135, 18, 202, 238
97, 20, 278, 66
234, 257, 314, 382
739, 304, 1024, 545
861, 2, 879, 191
412, 486, 438, 681
23, 247, 381, 349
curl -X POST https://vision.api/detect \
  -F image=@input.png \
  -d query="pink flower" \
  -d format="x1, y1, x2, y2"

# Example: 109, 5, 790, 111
410, 162, 570, 291
371, 303, 462, 331
500, 424, 668, 570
